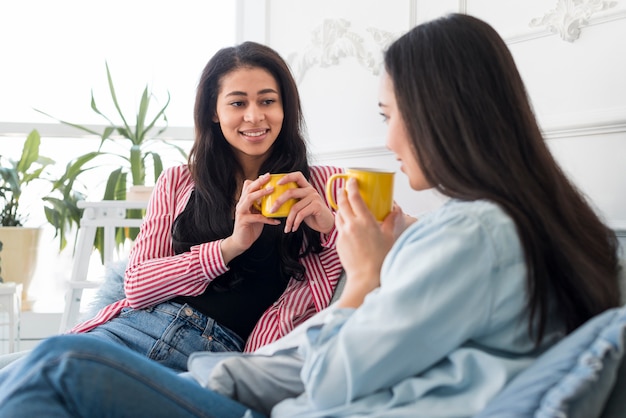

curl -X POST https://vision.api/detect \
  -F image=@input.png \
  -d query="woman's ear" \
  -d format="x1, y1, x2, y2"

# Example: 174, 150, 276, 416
212, 115, 219, 123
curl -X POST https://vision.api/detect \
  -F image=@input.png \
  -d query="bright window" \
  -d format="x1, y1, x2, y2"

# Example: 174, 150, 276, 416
0, 0, 237, 129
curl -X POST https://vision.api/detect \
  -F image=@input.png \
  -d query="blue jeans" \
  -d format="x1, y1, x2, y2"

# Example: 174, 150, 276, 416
0, 334, 266, 418
87, 300, 245, 372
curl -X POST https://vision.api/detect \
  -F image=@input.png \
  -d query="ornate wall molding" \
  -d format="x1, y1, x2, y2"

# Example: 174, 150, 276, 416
313, 145, 392, 162
542, 119, 626, 139
311, 117, 626, 159
539, 107, 626, 138
529, 0, 617, 42
287, 18, 400, 84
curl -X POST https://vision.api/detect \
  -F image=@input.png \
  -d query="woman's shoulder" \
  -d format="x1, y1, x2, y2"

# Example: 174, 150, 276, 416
158, 164, 193, 185
392, 199, 526, 293
432, 199, 512, 226
150, 165, 194, 216
153, 165, 194, 202
412, 199, 520, 249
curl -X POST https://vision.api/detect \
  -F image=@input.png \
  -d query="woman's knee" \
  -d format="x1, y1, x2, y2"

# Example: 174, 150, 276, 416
30, 334, 115, 363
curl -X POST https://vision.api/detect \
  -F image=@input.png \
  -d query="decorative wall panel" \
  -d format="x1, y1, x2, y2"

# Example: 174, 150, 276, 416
529, 0, 617, 42
238, 0, 626, 222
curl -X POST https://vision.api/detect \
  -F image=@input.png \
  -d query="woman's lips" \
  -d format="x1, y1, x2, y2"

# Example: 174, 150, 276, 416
240, 129, 268, 141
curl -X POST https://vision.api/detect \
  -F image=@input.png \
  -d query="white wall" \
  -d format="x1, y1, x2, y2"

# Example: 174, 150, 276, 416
239, 0, 626, 232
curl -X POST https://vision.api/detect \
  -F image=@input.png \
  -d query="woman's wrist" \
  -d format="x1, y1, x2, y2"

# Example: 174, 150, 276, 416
335, 273, 380, 309
220, 237, 243, 265
322, 208, 338, 233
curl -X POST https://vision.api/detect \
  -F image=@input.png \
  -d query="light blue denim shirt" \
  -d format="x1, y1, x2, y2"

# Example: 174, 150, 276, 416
271, 198, 564, 417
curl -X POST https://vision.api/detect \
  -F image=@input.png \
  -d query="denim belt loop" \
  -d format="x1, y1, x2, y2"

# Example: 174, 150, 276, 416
202, 315, 217, 337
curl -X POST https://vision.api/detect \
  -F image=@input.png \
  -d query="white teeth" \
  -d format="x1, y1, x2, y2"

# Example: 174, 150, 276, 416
243, 130, 265, 137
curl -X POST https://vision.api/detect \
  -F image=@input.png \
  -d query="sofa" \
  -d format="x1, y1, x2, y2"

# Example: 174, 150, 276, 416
70, 259, 626, 417
2, 260, 625, 417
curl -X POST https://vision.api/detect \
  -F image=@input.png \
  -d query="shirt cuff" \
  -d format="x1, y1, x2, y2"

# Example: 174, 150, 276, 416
196, 239, 230, 278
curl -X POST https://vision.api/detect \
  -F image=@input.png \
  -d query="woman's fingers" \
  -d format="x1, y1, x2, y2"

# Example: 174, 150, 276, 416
344, 178, 374, 221
239, 174, 275, 214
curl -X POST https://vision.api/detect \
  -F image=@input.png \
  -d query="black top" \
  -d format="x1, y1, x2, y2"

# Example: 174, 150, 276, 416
174, 223, 289, 341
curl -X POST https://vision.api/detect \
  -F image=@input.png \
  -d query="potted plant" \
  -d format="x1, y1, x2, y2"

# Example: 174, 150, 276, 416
36, 62, 188, 260
38, 62, 188, 201
0, 129, 64, 308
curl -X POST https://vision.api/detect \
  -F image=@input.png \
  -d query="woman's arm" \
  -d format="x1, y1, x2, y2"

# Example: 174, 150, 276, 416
299, 204, 522, 410
123, 166, 229, 308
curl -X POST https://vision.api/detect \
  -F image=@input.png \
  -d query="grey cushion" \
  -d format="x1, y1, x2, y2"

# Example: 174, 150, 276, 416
476, 305, 626, 418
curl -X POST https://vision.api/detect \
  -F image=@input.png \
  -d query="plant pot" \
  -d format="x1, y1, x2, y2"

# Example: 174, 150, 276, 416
126, 185, 154, 202
0, 226, 42, 310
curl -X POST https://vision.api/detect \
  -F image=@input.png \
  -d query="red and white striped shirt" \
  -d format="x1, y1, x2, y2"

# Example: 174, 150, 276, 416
70, 165, 344, 352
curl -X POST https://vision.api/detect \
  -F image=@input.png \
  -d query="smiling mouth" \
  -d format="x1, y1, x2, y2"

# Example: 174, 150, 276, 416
240, 129, 268, 137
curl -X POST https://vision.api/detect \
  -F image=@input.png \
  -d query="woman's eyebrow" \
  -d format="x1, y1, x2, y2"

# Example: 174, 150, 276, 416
225, 90, 247, 98
224, 88, 278, 98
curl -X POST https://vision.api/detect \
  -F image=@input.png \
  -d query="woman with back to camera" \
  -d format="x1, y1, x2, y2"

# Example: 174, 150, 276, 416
0, 13, 620, 417
43, 41, 343, 373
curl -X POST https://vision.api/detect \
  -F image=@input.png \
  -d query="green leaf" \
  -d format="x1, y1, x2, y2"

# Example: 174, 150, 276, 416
103, 168, 125, 201
33, 109, 102, 137
53, 152, 100, 187
0, 168, 20, 195
105, 61, 133, 140
136, 87, 150, 144
15, 129, 41, 174
1, 129, 55, 227
151, 152, 163, 180
130, 145, 144, 186
142, 91, 170, 140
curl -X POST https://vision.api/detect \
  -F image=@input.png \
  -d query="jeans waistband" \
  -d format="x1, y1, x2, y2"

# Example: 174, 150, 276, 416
153, 300, 245, 348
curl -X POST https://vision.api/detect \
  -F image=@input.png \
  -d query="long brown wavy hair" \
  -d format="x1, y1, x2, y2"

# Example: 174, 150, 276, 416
172, 42, 321, 287
384, 13, 620, 344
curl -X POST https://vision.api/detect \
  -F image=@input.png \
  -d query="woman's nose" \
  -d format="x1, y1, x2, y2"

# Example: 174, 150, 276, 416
244, 105, 265, 123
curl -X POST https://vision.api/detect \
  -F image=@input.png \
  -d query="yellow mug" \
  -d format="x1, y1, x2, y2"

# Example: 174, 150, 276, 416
325, 168, 395, 221
254, 173, 298, 218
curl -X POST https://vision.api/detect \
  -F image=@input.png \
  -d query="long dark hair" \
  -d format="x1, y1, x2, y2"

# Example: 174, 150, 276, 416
384, 13, 620, 343
172, 41, 321, 285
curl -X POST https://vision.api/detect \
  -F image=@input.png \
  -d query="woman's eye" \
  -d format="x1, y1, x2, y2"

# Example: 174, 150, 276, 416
262, 99, 276, 105
230, 101, 244, 107
379, 113, 389, 123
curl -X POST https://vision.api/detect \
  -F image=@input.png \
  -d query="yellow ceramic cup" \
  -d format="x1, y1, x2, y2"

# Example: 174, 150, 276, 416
254, 173, 298, 218
325, 168, 395, 221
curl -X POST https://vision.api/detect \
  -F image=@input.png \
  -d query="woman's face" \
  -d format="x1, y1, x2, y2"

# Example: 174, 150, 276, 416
214, 66, 284, 173
379, 71, 430, 191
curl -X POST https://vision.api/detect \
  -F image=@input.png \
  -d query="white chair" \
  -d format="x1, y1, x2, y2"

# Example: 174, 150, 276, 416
59, 200, 147, 333
0, 282, 22, 353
